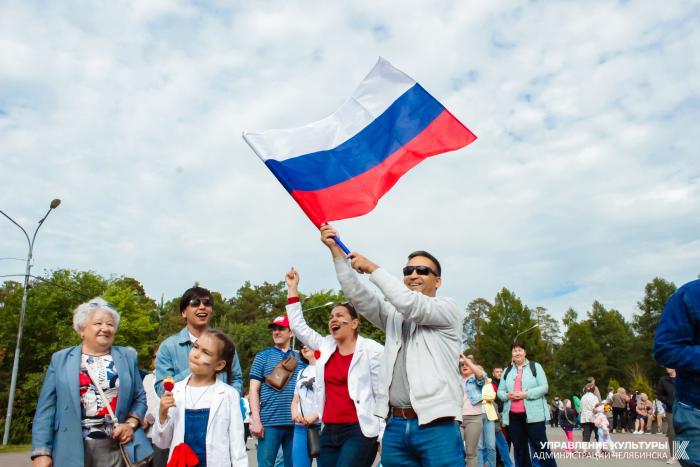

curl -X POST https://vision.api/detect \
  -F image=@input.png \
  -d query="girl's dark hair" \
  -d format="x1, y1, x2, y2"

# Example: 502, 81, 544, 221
179, 286, 213, 313
298, 347, 309, 365
334, 302, 359, 336
203, 329, 237, 385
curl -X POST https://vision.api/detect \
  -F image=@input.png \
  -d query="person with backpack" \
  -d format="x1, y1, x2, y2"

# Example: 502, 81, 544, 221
497, 341, 556, 467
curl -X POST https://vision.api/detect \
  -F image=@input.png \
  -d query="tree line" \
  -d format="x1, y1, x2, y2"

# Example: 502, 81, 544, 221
462, 278, 678, 400
0, 269, 678, 443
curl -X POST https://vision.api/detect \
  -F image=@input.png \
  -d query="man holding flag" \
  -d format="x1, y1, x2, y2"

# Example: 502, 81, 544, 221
320, 224, 465, 466
244, 58, 475, 465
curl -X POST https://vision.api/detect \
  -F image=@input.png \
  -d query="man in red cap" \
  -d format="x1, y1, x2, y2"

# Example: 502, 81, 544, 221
249, 315, 305, 467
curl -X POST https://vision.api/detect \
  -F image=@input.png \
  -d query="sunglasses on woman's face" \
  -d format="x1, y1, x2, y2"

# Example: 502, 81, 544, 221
402, 265, 437, 276
189, 298, 213, 307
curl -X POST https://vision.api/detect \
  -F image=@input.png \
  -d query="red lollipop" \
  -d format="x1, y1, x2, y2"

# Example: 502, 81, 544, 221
163, 376, 175, 392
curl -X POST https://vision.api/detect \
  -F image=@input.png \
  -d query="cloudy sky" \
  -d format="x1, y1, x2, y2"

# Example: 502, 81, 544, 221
1, 0, 698, 322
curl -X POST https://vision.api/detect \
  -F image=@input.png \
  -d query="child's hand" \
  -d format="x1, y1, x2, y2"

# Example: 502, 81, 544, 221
159, 391, 176, 424
291, 406, 304, 424
303, 413, 319, 426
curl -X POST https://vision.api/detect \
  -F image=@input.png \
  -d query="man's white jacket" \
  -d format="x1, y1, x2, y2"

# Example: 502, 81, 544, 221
286, 300, 386, 438
334, 257, 465, 425
152, 376, 248, 467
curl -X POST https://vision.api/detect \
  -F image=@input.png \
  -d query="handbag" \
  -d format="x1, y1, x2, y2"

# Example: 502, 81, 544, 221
84, 362, 153, 467
264, 355, 298, 390
299, 400, 320, 458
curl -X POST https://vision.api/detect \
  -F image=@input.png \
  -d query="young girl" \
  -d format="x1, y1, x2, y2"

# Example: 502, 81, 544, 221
593, 402, 613, 454
291, 346, 320, 467
153, 330, 248, 467
559, 399, 576, 453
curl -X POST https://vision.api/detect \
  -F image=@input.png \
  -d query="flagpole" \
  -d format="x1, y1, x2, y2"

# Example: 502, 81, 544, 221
333, 236, 350, 255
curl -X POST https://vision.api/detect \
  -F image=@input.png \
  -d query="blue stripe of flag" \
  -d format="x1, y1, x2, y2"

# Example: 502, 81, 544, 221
264, 83, 444, 193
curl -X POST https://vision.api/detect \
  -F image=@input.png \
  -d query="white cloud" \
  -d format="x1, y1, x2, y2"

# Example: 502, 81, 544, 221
1, 0, 698, 324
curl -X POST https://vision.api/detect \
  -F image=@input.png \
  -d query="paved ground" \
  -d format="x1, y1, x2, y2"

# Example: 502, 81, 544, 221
0, 427, 675, 466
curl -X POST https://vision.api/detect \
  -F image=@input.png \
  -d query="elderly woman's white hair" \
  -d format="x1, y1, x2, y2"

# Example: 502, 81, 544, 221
72, 297, 120, 333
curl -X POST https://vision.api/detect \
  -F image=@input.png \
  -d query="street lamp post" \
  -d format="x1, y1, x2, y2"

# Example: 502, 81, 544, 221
513, 323, 539, 345
1, 199, 61, 445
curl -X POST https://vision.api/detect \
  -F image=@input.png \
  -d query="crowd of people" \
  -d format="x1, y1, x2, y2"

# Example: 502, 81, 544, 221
538, 373, 678, 461
27, 225, 699, 467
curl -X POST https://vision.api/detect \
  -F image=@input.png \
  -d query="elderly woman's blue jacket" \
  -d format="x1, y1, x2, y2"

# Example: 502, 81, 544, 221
31, 345, 152, 466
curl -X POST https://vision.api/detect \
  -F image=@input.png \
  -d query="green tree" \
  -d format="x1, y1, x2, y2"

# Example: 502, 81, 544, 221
632, 277, 676, 383
479, 288, 545, 372
562, 308, 578, 328
586, 301, 635, 390
554, 318, 606, 398
463, 298, 492, 358
226, 280, 288, 323
105, 277, 159, 368
533, 306, 561, 371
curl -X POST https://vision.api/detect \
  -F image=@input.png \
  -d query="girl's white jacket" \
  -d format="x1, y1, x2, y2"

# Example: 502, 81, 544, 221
152, 376, 248, 467
286, 301, 386, 439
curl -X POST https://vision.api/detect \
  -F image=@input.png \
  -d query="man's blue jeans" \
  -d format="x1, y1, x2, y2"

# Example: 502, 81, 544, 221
381, 416, 465, 467
479, 414, 497, 467
257, 425, 294, 467
673, 401, 700, 467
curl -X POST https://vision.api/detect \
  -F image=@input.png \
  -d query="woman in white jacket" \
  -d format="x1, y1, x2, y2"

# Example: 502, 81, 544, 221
285, 267, 385, 467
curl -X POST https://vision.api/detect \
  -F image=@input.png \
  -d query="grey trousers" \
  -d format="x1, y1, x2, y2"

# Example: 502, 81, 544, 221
84, 437, 126, 467
667, 411, 676, 457
462, 414, 483, 467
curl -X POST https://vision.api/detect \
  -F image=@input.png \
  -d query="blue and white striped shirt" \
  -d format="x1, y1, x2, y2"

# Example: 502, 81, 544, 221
249, 347, 306, 426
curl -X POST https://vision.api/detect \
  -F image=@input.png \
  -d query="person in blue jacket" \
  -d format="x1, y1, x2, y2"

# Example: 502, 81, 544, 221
31, 298, 153, 467
497, 341, 556, 467
654, 279, 700, 467
155, 286, 243, 396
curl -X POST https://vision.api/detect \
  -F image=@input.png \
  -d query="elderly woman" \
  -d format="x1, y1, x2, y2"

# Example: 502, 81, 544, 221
497, 341, 556, 467
611, 387, 629, 433
31, 298, 153, 467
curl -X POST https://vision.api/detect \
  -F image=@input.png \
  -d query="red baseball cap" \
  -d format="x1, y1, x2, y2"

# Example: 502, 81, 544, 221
268, 316, 290, 328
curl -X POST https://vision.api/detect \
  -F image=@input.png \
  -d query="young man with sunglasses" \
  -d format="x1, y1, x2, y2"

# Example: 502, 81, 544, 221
320, 224, 465, 466
155, 286, 243, 396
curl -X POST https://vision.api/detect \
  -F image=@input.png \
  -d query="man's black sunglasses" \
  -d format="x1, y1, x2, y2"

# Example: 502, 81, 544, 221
402, 265, 437, 277
189, 297, 213, 307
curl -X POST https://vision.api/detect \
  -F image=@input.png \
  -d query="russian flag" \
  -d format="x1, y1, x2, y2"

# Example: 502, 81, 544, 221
242, 58, 477, 227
